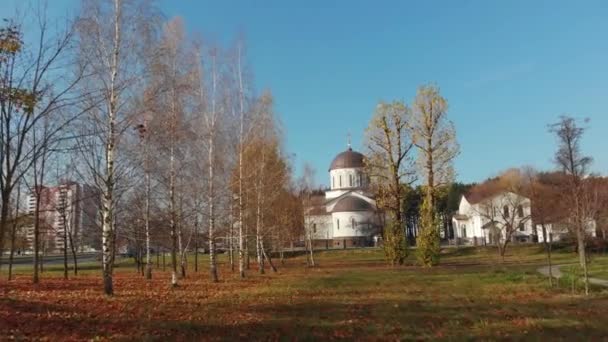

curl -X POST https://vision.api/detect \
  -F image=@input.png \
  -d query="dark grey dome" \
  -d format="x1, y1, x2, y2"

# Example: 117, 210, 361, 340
331, 196, 373, 213
329, 148, 364, 171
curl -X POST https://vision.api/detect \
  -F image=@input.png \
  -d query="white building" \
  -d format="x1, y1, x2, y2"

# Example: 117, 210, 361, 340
304, 146, 382, 248
536, 220, 597, 243
451, 191, 534, 245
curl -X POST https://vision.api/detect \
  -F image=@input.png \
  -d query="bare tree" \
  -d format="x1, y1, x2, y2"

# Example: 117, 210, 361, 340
300, 163, 316, 267
231, 39, 254, 279
76, 0, 159, 295
0, 6, 85, 271
549, 116, 593, 295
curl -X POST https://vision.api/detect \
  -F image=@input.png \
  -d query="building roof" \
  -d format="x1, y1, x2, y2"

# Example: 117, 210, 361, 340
304, 195, 327, 216
331, 195, 374, 213
329, 148, 365, 171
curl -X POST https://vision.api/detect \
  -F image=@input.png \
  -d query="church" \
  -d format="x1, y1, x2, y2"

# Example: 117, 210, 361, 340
304, 145, 383, 248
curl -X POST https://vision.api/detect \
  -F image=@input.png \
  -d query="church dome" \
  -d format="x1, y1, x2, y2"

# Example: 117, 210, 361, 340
329, 148, 364, 171
331, 195, 373, 213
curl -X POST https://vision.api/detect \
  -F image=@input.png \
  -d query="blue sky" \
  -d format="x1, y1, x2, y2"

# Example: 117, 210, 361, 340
3, 0, 607, 186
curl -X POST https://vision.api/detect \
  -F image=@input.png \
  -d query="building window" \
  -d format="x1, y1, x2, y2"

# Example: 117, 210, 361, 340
351, 218, 356, 229
313, 223, 317, 233
519, 223, 525, 231
503, 206, 509, 218
336, 219, 340, 230
332, 177, 334, 188
349, 174, 353, 187
339, 175, 342, 187
461, 224, 467, 238
357, 174, 361, 187
517, 205, 524, 218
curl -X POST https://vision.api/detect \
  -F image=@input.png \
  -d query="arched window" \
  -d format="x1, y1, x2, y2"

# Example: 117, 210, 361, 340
336, 219, 340, 230
517, 205, 524, 218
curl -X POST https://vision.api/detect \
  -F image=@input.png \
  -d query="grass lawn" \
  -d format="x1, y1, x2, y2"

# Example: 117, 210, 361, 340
1, 245, 608, 340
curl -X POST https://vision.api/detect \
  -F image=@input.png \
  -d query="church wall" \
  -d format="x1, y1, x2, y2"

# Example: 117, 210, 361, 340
331, 210, 377, 238
305, 214, 332, 240
329, 168, 366, 191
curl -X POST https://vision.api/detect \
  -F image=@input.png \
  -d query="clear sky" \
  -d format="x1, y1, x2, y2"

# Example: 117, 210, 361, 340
3, 0, 607, 186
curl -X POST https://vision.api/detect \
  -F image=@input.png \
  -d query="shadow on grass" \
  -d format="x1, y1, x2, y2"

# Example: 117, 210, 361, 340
145, 297, 608, 340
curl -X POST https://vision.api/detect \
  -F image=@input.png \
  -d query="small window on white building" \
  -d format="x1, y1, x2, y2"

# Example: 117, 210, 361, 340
461, 224, 467, 238
339, 175, 342, 187
351, 218, 356, 229
519, 223, 525, 231
503, 206, 510, 218
336, 219, 340, 230
349, 174, 353, 187
313, 223, 317, 233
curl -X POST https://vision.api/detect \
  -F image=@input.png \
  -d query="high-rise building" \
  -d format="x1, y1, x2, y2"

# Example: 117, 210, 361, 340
26, 182, 99, 252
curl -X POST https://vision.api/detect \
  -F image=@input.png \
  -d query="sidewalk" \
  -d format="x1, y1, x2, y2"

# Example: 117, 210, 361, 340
537, 264, 608, 287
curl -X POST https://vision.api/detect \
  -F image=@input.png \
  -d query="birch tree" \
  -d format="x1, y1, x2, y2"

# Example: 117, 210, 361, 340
195, 45, 224, 283
76, 0, 158, 295
230, 39, 254, 279
148, 17, 195, 286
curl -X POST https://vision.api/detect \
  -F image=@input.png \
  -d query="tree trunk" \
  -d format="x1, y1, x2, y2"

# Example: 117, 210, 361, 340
261, 239, 277, 272
0, 191, 11, 271
7, 184, 21, 281
194, 213, 199, 273
169, 104, 178, 287
237, 43, 246, 279
68, 230, 78, 276
8, 221, 16, 281
577, 226, 589, 295
256, 202, 264, 274
63, 224, 68, 280
208, 137, 218, 282
308, 227, 315, 267
541, 224, 553, 286
178, 219, 186, 278
33, 187, 42, 284
144, 145, 152, 279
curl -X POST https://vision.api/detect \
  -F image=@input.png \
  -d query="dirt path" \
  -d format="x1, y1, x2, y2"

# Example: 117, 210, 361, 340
537, 264, 608, 287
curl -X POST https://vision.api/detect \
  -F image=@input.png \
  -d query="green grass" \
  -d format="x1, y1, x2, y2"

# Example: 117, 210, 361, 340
2, 245, 608, 340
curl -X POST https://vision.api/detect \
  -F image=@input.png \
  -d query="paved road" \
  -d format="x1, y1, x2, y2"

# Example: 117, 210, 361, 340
537, 264, 608, 287
1, 253, 99, 268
